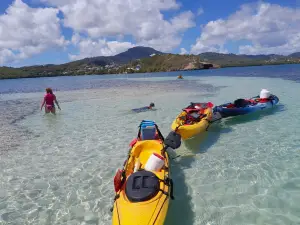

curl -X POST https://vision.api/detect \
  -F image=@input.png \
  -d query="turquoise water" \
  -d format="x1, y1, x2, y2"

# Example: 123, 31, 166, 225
1, 65, 300, 225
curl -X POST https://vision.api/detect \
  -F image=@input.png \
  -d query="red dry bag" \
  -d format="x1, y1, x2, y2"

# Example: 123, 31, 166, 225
114, 169, 123, 193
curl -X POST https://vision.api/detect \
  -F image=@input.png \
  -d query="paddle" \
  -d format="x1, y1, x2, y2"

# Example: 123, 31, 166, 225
159, 131, 182, 200
162, 131, 182, 151
159, 130, 185, 162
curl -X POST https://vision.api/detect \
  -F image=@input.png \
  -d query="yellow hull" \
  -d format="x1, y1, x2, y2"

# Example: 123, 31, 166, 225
112, 140, 172, 225
171, 107, 213, 140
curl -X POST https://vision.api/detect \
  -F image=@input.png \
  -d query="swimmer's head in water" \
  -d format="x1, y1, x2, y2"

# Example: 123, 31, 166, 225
149, 102, 155, 108
46, 88, 53, 94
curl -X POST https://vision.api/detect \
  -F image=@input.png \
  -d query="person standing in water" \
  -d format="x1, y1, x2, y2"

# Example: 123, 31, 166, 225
40, 88, 61, 114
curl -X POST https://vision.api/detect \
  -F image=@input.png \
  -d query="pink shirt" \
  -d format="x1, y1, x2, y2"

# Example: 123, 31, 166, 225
44, 93, 56, 105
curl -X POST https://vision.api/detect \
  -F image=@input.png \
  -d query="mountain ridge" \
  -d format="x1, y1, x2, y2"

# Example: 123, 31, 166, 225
1, 46, 300, 79
6, 46, 300, 69
67, 46, 164, 67
4, 46, 300, 69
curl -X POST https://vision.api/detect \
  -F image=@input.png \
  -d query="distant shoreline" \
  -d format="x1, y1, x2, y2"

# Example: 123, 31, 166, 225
1, 62, 300, 80
2, 46, 300, 80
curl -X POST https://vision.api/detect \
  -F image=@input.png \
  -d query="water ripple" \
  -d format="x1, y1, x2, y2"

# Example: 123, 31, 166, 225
1, 75, 300, 225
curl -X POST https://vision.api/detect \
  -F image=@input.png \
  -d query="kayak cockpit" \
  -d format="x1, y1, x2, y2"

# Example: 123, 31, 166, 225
125, 170, 161, 203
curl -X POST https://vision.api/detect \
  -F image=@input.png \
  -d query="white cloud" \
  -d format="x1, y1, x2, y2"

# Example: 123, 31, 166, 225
136, 11, 195, 52
42, 0, 195, 53
0, 0, 195, 65
69, 35, 135, 60
137, 35, 181, 52
191, 2, 300, 55
0, 0, 67, 65
42, 0, 180, 37
180, 48, 188, 55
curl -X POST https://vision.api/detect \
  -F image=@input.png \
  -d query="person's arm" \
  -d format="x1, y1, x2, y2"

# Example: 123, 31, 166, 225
40, 98, 45, 110
54, 97, 61, 110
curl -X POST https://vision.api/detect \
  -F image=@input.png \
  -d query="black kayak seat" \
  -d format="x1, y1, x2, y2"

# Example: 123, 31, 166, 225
125, 170, 160, 202
234, 98, 251, 108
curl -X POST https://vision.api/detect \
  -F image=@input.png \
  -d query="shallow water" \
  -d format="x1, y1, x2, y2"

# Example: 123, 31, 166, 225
1, 65, 300, 225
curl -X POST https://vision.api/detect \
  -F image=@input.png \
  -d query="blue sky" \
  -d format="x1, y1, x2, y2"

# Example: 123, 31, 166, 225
1, 0, 300, 67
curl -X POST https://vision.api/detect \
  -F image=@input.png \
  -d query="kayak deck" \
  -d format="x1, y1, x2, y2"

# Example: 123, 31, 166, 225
171, 107, 213, 140
112, 140, 173, 225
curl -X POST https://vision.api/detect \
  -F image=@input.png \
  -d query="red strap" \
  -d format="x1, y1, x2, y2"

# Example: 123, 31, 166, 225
253, 98, 269, 103
184, 108, 200, 113
129, 138, 138, 147
226, 104, 235, 108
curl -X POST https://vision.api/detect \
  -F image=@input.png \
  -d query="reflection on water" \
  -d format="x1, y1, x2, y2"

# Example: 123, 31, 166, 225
183, 124, 232, 154
165, 154, 195, 225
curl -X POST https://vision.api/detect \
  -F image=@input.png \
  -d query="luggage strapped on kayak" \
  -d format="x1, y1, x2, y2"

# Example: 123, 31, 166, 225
175, 102, 212, 129
249, 94, 276, 105
110, 120, 177, 212
137, 120, 165, 142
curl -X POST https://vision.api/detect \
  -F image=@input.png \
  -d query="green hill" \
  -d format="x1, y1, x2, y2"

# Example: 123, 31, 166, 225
74, 46, 163, 66
1, 47, 300, 79
124, 53, 216, 73
198, 52, 298, 67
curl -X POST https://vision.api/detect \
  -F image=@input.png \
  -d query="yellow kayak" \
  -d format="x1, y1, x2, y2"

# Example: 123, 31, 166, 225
171, 102, 214, 140
111, 120, 181, 225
